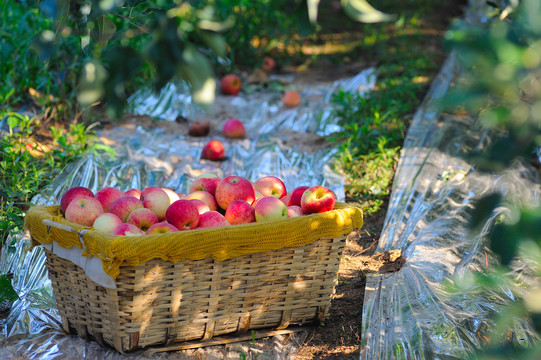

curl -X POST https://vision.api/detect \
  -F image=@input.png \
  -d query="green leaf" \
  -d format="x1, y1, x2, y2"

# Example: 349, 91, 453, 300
127, 0, 146, 7
96, 15, 116, 50
340, 0, 395, 23
469, 193, 503, 230
0, 274, 18, 303
200, 31, 226, 57
178, 45, 215, 106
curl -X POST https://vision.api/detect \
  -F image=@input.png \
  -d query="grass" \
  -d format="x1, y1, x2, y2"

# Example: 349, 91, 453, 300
0, 111, 113, 247
299, 1, 457, 214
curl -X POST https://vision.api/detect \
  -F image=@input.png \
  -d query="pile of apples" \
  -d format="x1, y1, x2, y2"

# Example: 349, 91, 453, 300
59, 174, 337, 236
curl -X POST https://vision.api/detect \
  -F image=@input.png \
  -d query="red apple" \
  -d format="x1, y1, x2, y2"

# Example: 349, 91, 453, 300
288, 186, 310, 207
60, 186, 94, 214
282, 90, 301, 107
146, 222, 180, 234
124, 188, 142, 200
223, 118, 246, 139
188, 199, 211, 215
166, 199, 200, 230
215, 176, 256, 210
287, 205, 304, 218
109, 195, 144, 222
93, 213, 123, 233
197, 211, 231, 229
94, 187, 123, 212
188, 120, 210, 137
112, 223, 144, 236
254, 196, 288, 222
201, 140, 225, 160
254, 176, 287, 199
141, 187, 170, 221
280, 193, 291, 206
184, 191, 218, 211
300, 186, 335, 214
225, 200, 255, 225
126, 208, 159, 232
221, 74, 242, 95
65, 196, 104, 227
161, 188, 181, 204
189, 173, 221, 196
262, 56, 275, 71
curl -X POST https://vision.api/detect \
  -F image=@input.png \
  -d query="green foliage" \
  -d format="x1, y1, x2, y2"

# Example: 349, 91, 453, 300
0, 111, 113, 247
0, 2, 83, 115
443, 0, 541, 357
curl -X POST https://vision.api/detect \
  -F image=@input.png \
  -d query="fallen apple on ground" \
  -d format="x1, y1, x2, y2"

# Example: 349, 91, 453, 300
201, 140, 225, 160
262, 56, 275, 71
223, 118, 246, 139
188, 120, 210, 137
282, 90, 301, 107
220, 74, 242, 95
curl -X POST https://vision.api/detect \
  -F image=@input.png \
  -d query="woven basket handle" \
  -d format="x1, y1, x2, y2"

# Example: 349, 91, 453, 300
42, 219, 81, 234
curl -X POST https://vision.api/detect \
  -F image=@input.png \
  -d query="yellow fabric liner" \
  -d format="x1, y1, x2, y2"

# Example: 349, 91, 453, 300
25, 203, 363, 279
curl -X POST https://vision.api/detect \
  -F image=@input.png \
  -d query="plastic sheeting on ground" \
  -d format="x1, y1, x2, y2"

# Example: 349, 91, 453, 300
361, 20, 540, 360
0, 69, 375, 359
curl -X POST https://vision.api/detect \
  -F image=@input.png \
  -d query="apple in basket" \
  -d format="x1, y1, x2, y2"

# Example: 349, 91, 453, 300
197, 211, 231, 228
94, 187, 123, 212
60, 186, 94, 214
146, 222, 179, 234
161, 188, 181, 204
300, 186, 335, 214
185, 191, 218, 211
166, 199, 200, 230
124, 188, 142, 200
141, 187, 170, 221
223, 118, 246, 139
254, 196, 288, 222
215, 176, 256, 210
287, 205, 304, 218
287, 186, 310, 207
109, 195, 144, 222
254, 176, 287, 199
188, 199, 211, 215
126, 208, 159, 232
112, 223, 145, 236
189, 173, 221, 196
225, 200, 255, 225
93, 213, 123, 233
64, 196, 104, 227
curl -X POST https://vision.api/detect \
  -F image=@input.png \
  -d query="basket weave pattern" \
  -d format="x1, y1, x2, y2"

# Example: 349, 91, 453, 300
44, 235, 346, 353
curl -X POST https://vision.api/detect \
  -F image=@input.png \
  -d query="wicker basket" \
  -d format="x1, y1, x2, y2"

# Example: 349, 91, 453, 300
26, 203, 362, 353
43, 236, 346, 353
